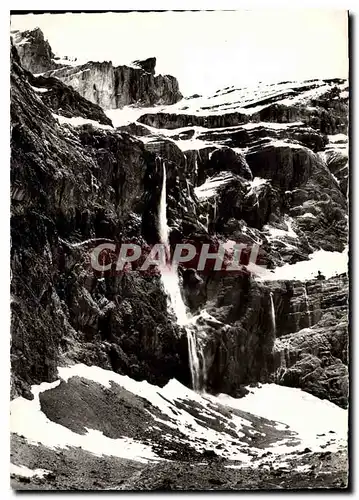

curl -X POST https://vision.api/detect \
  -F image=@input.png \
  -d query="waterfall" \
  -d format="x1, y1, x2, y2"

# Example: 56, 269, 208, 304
302, 285, 312, 327
270, 292, 276, 335
158, 161, 205, 391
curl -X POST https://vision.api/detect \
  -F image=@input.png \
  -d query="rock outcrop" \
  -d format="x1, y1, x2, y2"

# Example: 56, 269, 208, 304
10, 37, 348, 411
25, 68, 113, 126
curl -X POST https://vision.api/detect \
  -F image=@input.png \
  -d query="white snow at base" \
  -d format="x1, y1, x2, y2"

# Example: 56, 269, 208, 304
216, 384, 347, 453
260, 247, 348, 281
194, 172, 234, 200
327, 133, 348, 144
10, 464, 52, 478
52, 113, 113, 130
10, 379, 160, 464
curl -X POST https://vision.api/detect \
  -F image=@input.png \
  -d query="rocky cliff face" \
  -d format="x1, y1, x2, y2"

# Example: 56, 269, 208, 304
16, 52, 112, 125
10, 35, 349, 490
12, 29, 183, 109
268, 276, 348, 407
11, 36, 348, 415
114, 78, 349, 407
10, 47, 190, 400
44, 61, 182, 109
11, 28, 62, 73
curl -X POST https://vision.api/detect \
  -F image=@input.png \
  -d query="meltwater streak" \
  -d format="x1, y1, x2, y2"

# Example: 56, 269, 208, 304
158, 162, 204, 391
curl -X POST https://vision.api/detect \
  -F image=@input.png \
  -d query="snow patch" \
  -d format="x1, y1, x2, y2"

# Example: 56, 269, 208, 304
106, 106, 168, 127
327, 134, 348, 144
242, 121, 304, 130
298, 213, 316, 219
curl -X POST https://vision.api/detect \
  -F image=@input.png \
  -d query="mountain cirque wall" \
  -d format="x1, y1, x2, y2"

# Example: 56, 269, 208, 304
12, 28, 183, 109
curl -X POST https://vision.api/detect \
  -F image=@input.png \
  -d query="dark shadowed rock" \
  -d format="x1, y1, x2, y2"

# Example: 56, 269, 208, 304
11, 28, 61, 73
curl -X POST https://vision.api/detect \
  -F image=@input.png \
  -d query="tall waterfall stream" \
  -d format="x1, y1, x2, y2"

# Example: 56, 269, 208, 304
158, 162, 206, 391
